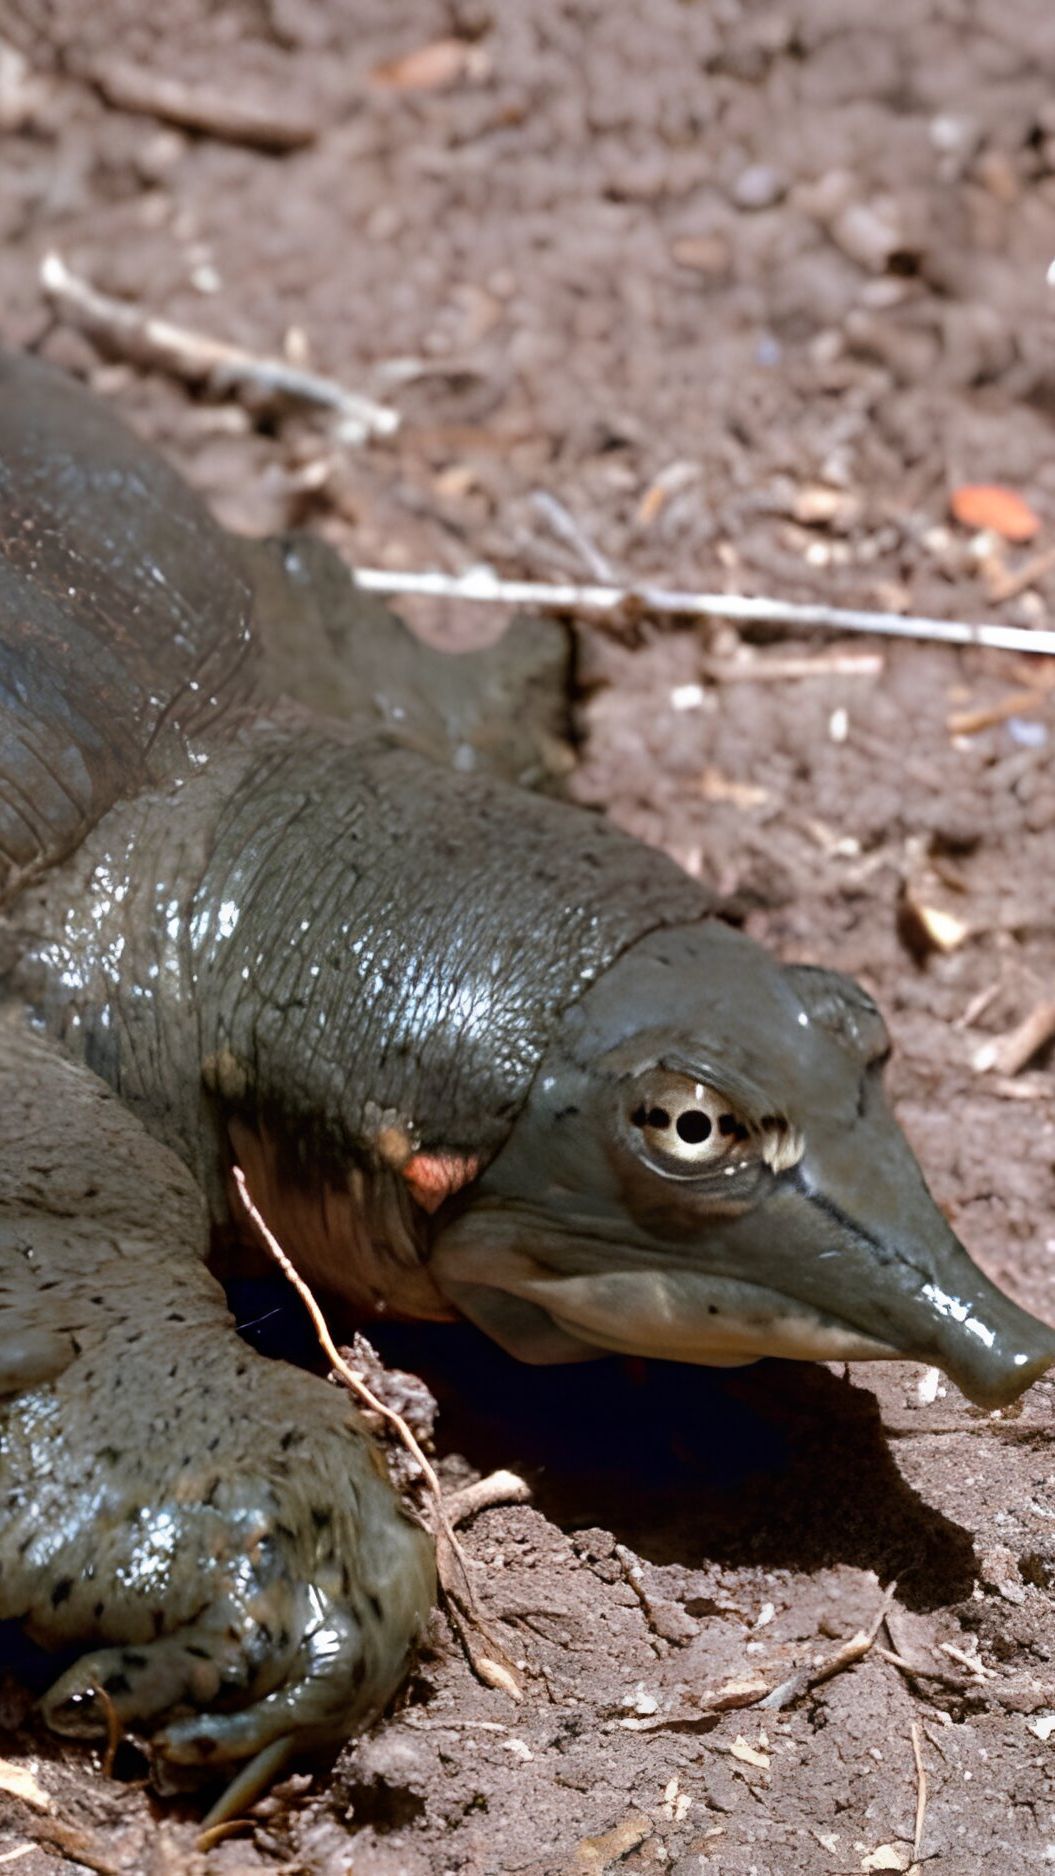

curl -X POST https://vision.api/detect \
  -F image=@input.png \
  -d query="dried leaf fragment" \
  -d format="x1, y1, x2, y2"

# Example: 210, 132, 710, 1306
949, 484, 1040, 543
897, 882, 970, 961
700, 765, 770, 809
971, 1001, 1055, 1077
0, 1761, 52, 1811
370, 38, 489, 92
791, 483, 862, 531
670, 232, 732, 276
574, 1812, 653, 1871
860, 1846, 910, 1872
729, 1735, 770, 1769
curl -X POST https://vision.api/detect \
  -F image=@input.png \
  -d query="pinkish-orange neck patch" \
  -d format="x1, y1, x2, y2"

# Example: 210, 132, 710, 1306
402, 1150, 481, 1213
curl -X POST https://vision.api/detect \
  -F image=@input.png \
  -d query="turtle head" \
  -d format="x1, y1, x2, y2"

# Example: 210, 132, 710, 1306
430, 922, 1055, 1409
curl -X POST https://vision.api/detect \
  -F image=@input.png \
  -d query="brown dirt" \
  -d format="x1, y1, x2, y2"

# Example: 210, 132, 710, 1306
1, 3, 1054, 1872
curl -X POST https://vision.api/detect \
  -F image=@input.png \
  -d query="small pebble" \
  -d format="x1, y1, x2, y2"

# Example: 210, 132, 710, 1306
732, 164, 786, 211
671, 683, 705, 711
1008, 717, 1047, 748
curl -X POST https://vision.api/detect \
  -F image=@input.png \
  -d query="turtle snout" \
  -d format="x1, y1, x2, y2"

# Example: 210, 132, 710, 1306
913, 1260, 1055, 1409
773, 1139, 1055, 1409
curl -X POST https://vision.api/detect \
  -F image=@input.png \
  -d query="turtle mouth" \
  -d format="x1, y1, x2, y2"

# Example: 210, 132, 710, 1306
431, 1202, 1055, 1408
431, 1234, 899, 1370
535, 1270, 897, 1366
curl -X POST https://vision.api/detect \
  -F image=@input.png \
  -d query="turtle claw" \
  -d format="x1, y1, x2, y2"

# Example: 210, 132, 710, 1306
36, 1440, 434, 1774
9, 1321, 435, 1780
41, 1613, 290, 1745
0, 1020, 435, 1805
198, 1737, 297, 1836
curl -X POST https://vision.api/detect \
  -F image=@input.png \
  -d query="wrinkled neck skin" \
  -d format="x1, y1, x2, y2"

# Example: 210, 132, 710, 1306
6, 716, 712, 1319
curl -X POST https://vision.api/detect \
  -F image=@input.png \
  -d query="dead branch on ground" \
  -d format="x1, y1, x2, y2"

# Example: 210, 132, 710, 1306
41, 254, 398, 444
758, 1582, 897, 1711
88, 56, 317, 150
351, 565, 1055, 657
445, 1470, 533, 1526
910, 1721, 929, 1871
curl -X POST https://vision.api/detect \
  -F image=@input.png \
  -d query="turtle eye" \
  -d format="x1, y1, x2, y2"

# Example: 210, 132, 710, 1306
627, 1070, 753, 1176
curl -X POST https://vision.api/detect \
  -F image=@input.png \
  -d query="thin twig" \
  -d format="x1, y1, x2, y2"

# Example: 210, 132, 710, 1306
352, 566, 1055, 657
89, 1679, 123, 1779
971, 1000, 1055, 1077
947, 688, 1047, 736
618, 1677, 770, 1730
875, 1646, 972, 1695
231, 1166, 521, 1699
937, 1642, 993, 1682
530, 490, 615, 582
758, 1582, 897, 1711
445, 1470, 532, 1527
910, 1721, 928, 1867
702, 650, 884, 682
41, 254, 398, 444
986, 542, 1055, 604
88, 56, 318, 149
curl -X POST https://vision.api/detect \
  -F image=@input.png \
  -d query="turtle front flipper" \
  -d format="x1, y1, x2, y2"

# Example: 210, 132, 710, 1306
245, 530, 576, 790
0, 1010, 434, 1777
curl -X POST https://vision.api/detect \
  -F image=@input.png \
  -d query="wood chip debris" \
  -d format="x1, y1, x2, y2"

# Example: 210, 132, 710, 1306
634, 459, 703, 527
860, 1845, 911, 1872
729, 1733, 770, 1769
573, 1811, 653, 1872
897, 881, 971, 960
41, 254, 398, 444
947, 688, 1048, 736
0, 1761, 51, 1811
700, 766, 771, 809
971, 1001, 1055, 1076
0, 1761, 128, 1872
88, 56, 318, 149
874, 1646, 976, 1695
370, 37, 491, 92
619, 1675, 769, 1730
788, 482, 862, 531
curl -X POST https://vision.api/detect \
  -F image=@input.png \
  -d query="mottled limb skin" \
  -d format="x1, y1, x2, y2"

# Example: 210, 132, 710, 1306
0, 1008, 435, 1765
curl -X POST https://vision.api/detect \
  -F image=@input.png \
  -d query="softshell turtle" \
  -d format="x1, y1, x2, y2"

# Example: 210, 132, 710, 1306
2, 349, 1053, 1796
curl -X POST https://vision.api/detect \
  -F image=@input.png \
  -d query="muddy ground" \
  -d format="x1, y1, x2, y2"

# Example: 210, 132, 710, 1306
1, 2, 1055, 1871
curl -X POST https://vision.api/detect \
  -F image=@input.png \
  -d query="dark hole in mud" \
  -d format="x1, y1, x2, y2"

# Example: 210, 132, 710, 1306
338, 1776, 427, 1833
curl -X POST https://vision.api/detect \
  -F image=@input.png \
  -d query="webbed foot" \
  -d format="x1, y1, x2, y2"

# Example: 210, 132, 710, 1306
10, 1330, 435, 1769
0, 1017, 435, 1780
